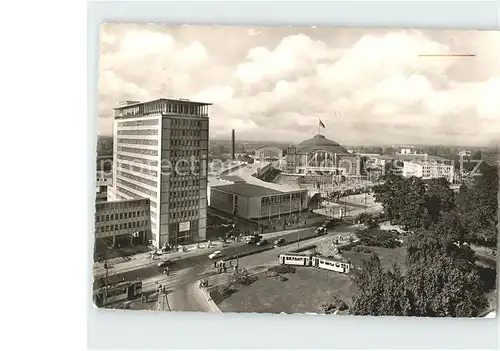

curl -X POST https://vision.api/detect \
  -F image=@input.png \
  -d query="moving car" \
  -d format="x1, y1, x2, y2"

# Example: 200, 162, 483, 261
256, 239, 268, 246
157, 260, 172, 268
315, 226, 327, 234
208, 250, 223, 260
274, 238, 286, 248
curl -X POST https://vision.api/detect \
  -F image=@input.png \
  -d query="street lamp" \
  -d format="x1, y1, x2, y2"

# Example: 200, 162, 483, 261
103, 261, 109, 306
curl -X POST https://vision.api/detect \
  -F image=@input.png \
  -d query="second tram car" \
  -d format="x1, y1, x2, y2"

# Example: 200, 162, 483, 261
278, 253, 351, 274
93, 280, 142, 307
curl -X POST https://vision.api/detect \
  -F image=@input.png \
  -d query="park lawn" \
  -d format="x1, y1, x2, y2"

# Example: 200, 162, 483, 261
217, 267, 353, 314
342, 245, 407, 272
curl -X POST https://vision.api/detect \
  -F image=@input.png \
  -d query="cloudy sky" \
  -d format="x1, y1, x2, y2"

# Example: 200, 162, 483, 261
98, 24, 499, 146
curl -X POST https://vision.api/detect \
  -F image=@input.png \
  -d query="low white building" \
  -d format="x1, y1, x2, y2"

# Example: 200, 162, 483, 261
402, 160, 454, 183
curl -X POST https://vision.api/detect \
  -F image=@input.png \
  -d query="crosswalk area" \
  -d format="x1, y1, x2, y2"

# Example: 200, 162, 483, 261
141, 265, 216, 294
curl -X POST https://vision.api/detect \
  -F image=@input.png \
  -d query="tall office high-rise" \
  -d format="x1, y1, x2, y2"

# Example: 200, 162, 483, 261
111, 98, 211, 248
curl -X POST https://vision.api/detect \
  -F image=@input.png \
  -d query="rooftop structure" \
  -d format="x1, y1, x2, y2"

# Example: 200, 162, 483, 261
296, 134, 349, 155
211, 183, 284, 197
114, 98, 212, 119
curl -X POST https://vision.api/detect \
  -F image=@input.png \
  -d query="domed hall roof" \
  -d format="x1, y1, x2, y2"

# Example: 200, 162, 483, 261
296, 134, 348, 154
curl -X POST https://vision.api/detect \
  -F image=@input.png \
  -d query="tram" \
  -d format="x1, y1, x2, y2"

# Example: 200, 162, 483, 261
93, 279, 142, 307
278, 253, 351, 274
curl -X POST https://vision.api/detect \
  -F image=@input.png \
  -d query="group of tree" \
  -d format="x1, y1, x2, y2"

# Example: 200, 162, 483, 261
349, 163, 497, 317
350, 244, 487, 317
372, 162, 498, 246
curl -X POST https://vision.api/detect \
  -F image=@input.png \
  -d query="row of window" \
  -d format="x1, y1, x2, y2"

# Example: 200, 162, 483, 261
284, 256, 307, 261
171, 211, 199, 220
171, 139, 201, 147
117, 154, 158, 166
171, 180, 201, 188
95, 199, 148, 212
117, 129, 158, 136
319, 260, 349, 268
118, 138, 159, 146
171, 150, 201, 158
171, 199, 199, 209
172, 119, 202, 128
118, 146, 159, 157
117, 170, 158, 188
118, 162, 158, 177
116, 186, 141, 201
261, 193, 303, 204
118, 119, 159, 127
98, 220, 148, 232
117, 178, 157, 197
96, 211, 147, 222
171, 129, 201, 138
170, 189, 200, 198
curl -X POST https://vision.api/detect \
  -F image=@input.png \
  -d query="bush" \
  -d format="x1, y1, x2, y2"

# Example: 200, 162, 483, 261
319, 296, 348, 314
217, 283, 234, 296
268, 265, 296, 274
266, 270, 279, 278
356, 228, 401, 248
230, 267, 256, 286
352, 245, 373, 254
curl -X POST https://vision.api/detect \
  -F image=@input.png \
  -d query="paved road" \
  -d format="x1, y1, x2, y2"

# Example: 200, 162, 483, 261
165, 229, 358, 311
95, 224, 360, 311
93, 221, 358, 290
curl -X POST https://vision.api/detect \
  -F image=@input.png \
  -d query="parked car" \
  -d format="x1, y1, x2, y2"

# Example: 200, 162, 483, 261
208, 250, 223, 260
157, 260, 172, 268
274, 238, 286, 248
256, 239, 268, 246
246, 236, 258, 244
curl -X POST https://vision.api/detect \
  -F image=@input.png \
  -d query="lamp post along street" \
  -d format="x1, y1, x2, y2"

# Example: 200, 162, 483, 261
297, 227, 300, 251
103, 261, 109, 306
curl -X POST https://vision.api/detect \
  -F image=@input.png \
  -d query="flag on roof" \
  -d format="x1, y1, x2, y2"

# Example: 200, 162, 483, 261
319, 120, 326, 128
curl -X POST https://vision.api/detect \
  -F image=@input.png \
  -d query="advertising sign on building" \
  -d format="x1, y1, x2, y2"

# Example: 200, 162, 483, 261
179, 221, 190, 232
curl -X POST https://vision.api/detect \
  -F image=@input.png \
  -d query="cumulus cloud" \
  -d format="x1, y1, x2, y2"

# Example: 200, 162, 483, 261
98, 25, 500, 146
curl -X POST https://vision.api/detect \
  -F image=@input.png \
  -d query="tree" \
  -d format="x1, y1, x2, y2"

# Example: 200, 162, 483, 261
350, 255, 408, 316
424, 177, 455, 224
373, 175, 428, 229
350, 250, 487, 317
459, 163, 498, 246
406, 227, 476, 265
403, 256, 486, 317
357, 212, 379, 229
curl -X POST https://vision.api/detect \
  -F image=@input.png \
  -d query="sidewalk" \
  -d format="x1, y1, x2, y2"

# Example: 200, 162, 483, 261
93, 243, 223, 277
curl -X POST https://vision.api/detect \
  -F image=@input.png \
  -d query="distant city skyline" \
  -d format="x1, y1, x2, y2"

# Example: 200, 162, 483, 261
99, 25, 500, 146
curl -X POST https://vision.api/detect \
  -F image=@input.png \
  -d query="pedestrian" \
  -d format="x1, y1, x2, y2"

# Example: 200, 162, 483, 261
213, 261, 217, 268
223, 266, 227, 273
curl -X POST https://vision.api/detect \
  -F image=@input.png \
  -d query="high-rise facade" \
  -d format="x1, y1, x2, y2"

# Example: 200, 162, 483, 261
111, 98, 210, 248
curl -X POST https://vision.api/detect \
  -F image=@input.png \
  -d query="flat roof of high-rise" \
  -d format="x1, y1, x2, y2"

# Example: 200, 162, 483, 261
114, 98, 212, 110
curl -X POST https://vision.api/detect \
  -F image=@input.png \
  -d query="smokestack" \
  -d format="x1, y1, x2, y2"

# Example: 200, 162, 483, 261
231, 129, 236, 160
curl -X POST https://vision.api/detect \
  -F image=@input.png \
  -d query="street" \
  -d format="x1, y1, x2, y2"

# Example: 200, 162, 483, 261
93, 221, 358, 289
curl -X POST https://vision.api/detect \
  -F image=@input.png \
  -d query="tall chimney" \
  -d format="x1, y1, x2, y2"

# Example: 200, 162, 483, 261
231, 129, 236, 160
